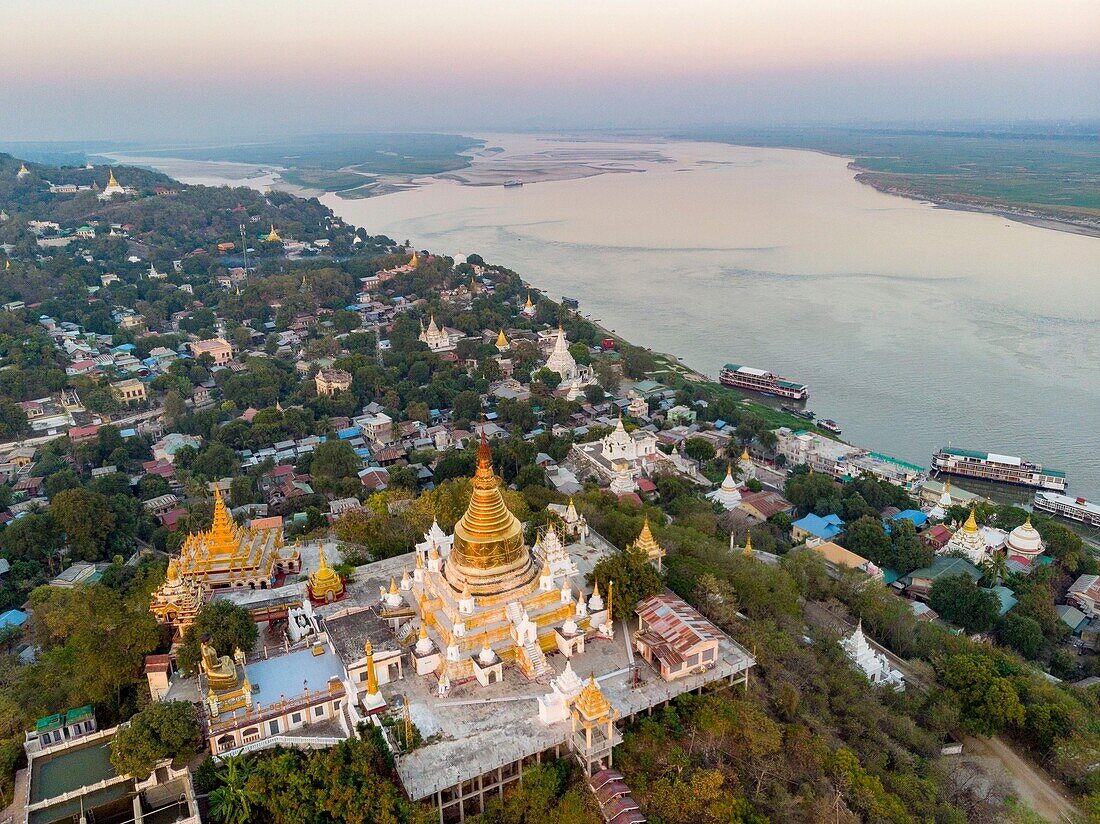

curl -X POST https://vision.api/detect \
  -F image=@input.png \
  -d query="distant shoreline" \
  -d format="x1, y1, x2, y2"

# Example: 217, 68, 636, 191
848, 164, 1100, 240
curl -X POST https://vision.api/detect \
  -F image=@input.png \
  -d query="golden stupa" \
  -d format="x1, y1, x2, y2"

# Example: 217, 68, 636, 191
963, 505, 979, 533
743, 532, 753, 557
149, 555, 207, 629
631, 515, 665, 568
106, 169, 119, 188
409, 250, 419, 267
265, 224, 282, 242
307, 545, 345, 604
445, 435, 536, 596
495, 329, 508, 349
524, 292, 534, 311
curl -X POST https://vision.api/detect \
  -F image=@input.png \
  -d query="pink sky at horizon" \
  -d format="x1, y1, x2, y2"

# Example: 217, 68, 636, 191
2, 0, 1097, 140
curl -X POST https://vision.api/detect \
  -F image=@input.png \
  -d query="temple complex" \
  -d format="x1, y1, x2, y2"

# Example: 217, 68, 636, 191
149, 488, 299, 627
419, 314, 465, 352
941, 506, 988, 564
17, 163, 29, 178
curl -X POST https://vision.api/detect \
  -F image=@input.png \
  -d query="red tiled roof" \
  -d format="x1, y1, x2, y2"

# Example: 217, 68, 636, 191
636, 591, 723, 660
738, 490, 792, 518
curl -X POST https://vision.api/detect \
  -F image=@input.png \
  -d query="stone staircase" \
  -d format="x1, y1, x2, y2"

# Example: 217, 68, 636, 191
505, 600, 524, 626
521, 640, 553, 682
396, 620, 417, 646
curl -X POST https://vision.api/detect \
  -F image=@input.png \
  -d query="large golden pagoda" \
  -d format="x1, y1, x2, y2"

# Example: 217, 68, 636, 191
445, 435, 537, 597
150, 488, 299, 626
397, 433, 591, 681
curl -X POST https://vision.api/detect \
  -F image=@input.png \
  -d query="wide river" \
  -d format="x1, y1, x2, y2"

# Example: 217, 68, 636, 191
133, 134, 1100, 499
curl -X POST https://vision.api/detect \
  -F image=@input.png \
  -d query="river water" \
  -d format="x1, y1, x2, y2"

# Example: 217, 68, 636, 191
131, 134, 1100, 498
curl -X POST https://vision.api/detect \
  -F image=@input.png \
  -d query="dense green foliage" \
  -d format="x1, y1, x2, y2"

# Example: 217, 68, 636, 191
177, 600, 258, 674
110, 700, 201, 779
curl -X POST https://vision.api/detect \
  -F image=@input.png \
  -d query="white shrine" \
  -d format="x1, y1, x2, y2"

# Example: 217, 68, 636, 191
941, 506, 988, 564
840, 620, 904, 691
533, 523, 579, 580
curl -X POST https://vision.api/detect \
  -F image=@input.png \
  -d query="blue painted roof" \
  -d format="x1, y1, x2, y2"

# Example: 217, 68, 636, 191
891, 509, 928, 527
336, 426, 360, 439
0, 609, 28, 629
793, 513, 845, 539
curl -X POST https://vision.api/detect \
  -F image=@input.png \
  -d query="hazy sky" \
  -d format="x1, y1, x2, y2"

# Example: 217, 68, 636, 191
3, 0, 1097, 141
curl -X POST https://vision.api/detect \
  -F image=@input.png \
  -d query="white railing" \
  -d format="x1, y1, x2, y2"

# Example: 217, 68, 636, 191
215, 734, 343, 761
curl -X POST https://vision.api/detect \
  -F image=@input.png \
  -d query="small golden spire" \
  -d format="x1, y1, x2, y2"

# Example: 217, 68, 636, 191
363, 640, 378, 695
409, 250, 419, 267
389, 576, 398, 594
167, 556, 180, 582
418, 622, 428, 641
743, 533, 753, 557
106, 168, 119, 188
524, 292, 533, 309
496, 328, 507, 348
741, 446, 750, 462
592, 579, 600, 599
266, 224, 281, 242
606, 579, 612, 619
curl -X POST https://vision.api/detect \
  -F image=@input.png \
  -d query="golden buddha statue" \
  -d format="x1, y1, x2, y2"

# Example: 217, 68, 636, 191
200, 636, 240, 692
444, 434, 536, 597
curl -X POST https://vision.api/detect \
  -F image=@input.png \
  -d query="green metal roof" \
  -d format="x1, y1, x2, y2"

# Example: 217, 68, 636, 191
869, 452, 925, 473
64, 706, 93, 725
35, 714, 62, 734
939, 447, 988, 460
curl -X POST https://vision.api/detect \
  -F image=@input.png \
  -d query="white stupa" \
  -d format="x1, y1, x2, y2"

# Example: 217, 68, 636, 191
544, 325, 578, 381
416, 519, 453, 562
707, 464, 743, 510
534, 523, 578, 579
928, 479, 954, 521
537, 659, 585, 724
1005, 516, 1045, 562
609, 461, 636, 496
840, 620, 904, 691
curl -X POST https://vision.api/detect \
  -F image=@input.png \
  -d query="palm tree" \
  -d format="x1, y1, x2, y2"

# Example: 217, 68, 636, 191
982, 550, 1009, 587
207, 757, 258, 824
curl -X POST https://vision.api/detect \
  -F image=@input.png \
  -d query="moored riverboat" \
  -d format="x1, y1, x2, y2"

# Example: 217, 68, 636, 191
721, 364, 808, 400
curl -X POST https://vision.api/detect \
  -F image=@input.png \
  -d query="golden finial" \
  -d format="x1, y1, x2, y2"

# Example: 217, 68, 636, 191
409, 250, 419, 267
963, 505, 979, 533
592, 579, 600, 599
606, 579, 612, 619
389, 577, 398, 594
364, 640, 378, 694
743, 533, 753, 557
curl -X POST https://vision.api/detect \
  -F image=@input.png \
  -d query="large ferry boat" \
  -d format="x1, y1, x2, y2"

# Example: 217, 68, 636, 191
931, 447, 1067, 492
1033, 492, 1100, 527
720, 364, 808, 400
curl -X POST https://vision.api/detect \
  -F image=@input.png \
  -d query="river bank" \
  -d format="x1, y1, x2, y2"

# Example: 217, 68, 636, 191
851, 167, 1100, 239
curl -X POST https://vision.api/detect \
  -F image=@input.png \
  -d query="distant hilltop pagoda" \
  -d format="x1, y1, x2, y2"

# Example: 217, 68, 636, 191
150, 488, 300, 627
97, 168, 127, 201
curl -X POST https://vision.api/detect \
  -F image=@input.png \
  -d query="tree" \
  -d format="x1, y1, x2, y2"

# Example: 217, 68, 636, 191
51, 487, 115, 561
310, 439, 360, 490
191, 443, 237, 480
1000, 613, 1043, 659
208, 757, 259, 824
230, 475, 255, 508
110, 701, 200, 779
684, 437, 716, 463
843, 516, 890, 564
593, 359, 620, 393
177, 601, 258, 674
929, 573, 999, 633
588, 546, 662, 621
583, 383, 606, 405
938, 653, 1024, 736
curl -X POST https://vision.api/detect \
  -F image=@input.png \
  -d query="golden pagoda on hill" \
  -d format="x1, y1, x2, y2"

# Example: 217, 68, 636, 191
264, 224, 282, 243
397, 433, 599, 681
150, 488, 300, 626
445, 435, 537, 597
409, 250, 419, 267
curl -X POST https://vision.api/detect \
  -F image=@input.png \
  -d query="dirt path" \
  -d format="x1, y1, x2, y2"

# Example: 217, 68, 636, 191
964, 735, 1080, 822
